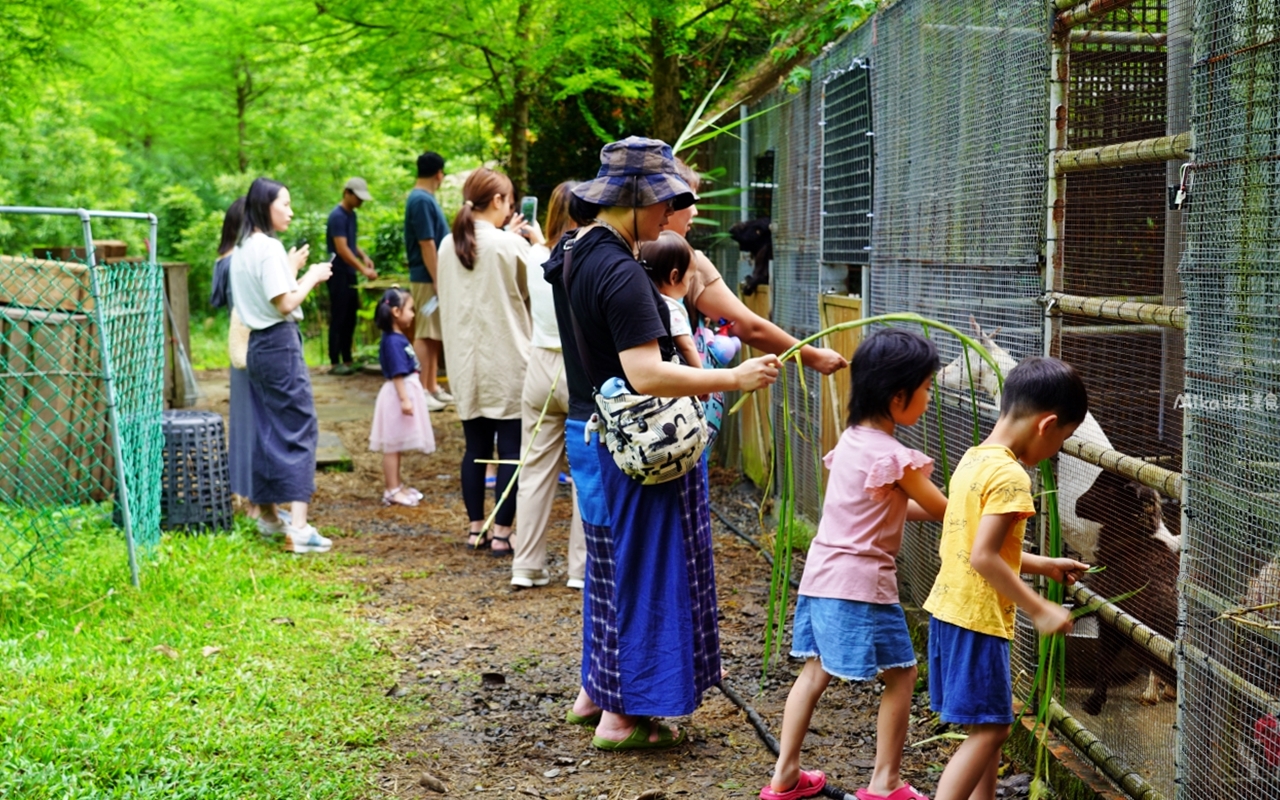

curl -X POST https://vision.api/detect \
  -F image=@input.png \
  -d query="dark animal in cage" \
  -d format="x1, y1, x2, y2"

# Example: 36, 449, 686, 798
729, 217, 772, 295
1078, 478, 1180, 715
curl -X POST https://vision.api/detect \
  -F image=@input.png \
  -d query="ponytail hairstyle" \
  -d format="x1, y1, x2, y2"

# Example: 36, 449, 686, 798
452, 167, 515, 270
568, 193, 600, 227
544, 181, 581, 243
218, 196, 247, 257
240, 177, 287, 244
375, 286, 412, 333
846, 328, 939, 428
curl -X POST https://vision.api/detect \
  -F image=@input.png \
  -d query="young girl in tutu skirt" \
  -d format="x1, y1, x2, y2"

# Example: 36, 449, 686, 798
369, 287, 436, 507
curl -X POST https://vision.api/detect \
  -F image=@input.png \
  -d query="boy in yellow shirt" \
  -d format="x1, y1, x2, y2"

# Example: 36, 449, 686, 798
924, 357, 1091, 800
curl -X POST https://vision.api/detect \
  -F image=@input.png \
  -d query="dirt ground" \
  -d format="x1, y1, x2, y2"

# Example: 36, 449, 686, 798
199, 368, 1034, 800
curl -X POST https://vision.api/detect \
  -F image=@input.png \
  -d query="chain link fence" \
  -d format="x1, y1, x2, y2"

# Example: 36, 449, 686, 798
0, 209, 164, 585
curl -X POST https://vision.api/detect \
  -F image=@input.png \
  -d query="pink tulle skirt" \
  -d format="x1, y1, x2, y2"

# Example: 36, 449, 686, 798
369, 373, 436, 454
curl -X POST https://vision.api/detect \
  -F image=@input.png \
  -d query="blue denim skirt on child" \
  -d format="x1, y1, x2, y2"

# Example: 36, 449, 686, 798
790, 595, 917, 681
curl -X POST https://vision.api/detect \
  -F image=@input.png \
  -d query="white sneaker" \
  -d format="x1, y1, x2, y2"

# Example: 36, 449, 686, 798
566, 577, 585, 590
432, 388, 455, 404
423, 392, 447, 412
284, 524, 332, 554
511, 569, 550, 588
256, 508, 292, 536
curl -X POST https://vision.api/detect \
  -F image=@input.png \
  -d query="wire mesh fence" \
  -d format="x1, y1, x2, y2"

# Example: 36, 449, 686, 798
0, 249, 164, 582
863, 0, 1049, 624
1180, 0, 1280, 795
701, 0, 1280, 794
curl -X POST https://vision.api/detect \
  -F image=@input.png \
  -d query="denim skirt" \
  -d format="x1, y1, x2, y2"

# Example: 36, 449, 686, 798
790, 595, 917, 681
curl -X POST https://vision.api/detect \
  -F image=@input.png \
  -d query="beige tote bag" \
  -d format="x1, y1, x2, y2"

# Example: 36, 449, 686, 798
228, 308, 250, 369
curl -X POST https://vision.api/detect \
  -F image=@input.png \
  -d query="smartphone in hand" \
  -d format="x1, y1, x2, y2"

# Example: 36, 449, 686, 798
520, 196, 537, 224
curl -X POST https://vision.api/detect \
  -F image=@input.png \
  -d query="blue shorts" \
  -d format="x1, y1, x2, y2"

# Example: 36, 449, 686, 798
790, 595, 917, 681
928, 617, 1014, 725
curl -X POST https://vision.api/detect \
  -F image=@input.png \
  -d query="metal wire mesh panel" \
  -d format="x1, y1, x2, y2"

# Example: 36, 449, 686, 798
824, 50, 875, 286
1180, 2, 1280, 796
101, 260, 166, 548
869, 0, 1047, 273
865, 0, 1049, 613
0, 254, 164, 577
1043, 3, 1191, 795
760, 79, 825, 523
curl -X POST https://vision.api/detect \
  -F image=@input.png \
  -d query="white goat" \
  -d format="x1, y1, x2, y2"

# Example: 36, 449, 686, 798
935, 317, 1180, 561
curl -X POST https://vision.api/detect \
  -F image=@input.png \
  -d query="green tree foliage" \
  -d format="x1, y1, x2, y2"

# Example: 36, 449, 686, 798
0, 90, 138, 254
0, 0, 875, 313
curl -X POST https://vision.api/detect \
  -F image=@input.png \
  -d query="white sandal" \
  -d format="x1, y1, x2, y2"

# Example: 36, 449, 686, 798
382, 487, 419, 507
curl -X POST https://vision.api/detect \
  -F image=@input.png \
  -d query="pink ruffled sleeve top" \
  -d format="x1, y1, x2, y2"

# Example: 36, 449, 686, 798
797, 425, 933, 605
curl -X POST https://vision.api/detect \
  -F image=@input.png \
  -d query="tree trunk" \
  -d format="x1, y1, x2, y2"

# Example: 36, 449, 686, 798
235, 58, 251, 174
510, 84, 530, 199
649, 14, 682, 146
508, 1, 533, 198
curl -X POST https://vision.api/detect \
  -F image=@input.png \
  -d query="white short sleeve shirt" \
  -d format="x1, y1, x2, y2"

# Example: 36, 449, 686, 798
662, 294, 692, 338
229, 232, 301, 330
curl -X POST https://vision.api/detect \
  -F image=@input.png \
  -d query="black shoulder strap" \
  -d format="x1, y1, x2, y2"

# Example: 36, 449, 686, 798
560, 237, 600, 390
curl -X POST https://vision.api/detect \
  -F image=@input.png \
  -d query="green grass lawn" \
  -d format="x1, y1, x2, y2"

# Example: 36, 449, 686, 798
0, 514, 406, 799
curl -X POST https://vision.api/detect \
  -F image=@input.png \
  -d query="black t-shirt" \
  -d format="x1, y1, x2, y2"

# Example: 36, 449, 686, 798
325, 204, 359, 277
543, 227, 675, 420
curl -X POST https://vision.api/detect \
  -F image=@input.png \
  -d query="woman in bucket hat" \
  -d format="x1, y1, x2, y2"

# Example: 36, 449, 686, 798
542, 137, 782, 750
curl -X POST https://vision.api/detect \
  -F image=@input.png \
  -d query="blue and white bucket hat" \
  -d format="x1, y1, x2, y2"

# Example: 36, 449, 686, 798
571, 137, 697, 210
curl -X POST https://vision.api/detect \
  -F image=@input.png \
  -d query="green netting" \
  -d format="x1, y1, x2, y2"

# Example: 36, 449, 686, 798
0, 252, 164, 579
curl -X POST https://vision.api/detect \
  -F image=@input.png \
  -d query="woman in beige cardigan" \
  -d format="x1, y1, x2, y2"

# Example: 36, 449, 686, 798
437, 167, 543, 555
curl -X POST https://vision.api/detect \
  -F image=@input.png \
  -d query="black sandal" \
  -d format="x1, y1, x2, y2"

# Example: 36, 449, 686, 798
488, 535, 513, 557
467, 530, 489, 551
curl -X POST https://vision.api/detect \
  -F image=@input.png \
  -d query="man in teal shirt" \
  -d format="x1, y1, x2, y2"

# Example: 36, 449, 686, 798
404, 151, 453, 411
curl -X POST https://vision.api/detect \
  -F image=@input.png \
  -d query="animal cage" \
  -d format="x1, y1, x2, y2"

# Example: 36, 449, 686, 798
700, 0, 1280, 797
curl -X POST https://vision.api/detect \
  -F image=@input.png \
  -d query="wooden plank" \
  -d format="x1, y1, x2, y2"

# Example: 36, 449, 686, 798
163, 263, 191, 409
739, 286, 773, 487
0, 306, 106, 503
0, 254, 92, 312
819, 295, 863, 490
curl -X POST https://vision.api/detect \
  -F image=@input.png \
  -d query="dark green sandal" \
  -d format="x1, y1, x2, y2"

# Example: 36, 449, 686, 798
591, 719, 686, 751
565, 709, 602, 728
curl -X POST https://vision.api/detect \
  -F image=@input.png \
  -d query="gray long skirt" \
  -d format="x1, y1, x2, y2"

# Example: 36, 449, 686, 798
228, 366, 255, 499
246, 321, 317, 504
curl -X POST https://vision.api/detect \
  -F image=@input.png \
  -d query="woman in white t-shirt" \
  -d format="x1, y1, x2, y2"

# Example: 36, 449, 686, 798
229, 177, 334, 553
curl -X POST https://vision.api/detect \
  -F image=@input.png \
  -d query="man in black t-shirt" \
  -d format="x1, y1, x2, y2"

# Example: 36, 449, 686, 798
326, 177, 378, 374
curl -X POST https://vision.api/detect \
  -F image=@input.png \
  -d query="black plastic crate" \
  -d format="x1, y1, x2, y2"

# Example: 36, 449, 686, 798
160, 410, 232, 532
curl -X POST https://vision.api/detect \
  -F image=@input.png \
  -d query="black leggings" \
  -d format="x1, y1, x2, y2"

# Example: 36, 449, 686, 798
461, 417, 521, 526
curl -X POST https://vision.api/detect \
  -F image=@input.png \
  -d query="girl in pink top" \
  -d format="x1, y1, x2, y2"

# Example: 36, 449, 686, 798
762, 329, 948, 800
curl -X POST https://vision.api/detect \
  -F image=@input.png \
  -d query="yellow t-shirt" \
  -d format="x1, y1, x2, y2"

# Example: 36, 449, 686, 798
923, 445, 1036, 640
